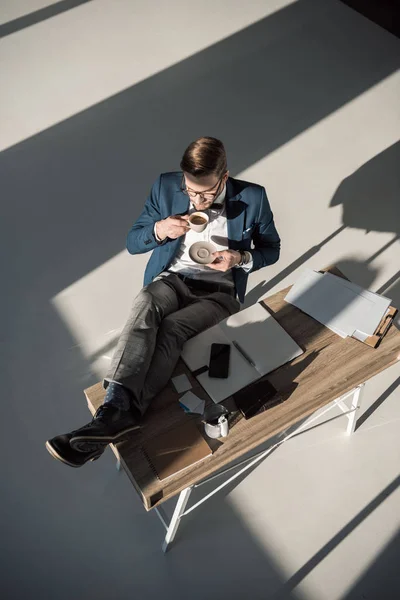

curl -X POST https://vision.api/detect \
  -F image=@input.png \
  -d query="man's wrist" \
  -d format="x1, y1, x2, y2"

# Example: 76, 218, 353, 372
154, 221, 166, 242
236, 250, 250, 267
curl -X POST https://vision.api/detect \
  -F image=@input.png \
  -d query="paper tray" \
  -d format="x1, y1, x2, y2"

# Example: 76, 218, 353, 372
356, 305, 398, 348
319, 266, 397, 348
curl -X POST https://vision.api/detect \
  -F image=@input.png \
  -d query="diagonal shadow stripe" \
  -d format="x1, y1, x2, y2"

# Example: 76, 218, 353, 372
356, 376, 400, 430
273, 475, 400, 598
376, 269, 400, 295
0, 0, 93, 39
1, 6, 399, 595
1, 0, 399, 303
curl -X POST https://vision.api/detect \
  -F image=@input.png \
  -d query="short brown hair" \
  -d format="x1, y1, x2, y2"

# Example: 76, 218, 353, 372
180, 136, 227, 178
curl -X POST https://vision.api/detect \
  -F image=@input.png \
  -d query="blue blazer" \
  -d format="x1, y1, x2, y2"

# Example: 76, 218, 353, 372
126, 172, 281, 303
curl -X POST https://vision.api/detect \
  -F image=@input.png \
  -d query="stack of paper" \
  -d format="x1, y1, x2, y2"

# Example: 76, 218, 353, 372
285, 269, 391, 339
171, 374, 192, 394
171, 374, 205, 414
179, 391, 205, 415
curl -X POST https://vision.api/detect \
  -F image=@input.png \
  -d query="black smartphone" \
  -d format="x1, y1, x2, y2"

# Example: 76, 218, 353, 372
208, 343, 231, 378
233, 378, 280, 419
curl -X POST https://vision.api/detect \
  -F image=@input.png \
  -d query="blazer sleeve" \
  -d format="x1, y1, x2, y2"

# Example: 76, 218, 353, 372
249, 187, 281, 272
126, 175, 168, 254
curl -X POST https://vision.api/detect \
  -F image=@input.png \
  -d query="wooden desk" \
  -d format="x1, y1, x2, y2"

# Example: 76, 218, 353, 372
85, 267, 400, 551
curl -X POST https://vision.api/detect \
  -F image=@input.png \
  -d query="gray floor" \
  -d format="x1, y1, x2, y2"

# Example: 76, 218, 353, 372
1, 1, 399, 599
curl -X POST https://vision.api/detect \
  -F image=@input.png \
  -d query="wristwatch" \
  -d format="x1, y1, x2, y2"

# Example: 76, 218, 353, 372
237, 250, 249, 267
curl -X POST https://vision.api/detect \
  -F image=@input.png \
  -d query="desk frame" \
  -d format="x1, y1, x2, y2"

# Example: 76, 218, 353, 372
115, 383, 364, 552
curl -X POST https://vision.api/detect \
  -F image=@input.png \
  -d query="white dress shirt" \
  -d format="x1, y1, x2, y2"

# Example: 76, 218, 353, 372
154, 184, 253, 286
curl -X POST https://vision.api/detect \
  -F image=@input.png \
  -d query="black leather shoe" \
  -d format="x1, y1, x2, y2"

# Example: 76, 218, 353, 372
45, 433, 106, 468
69, 404, 140, 451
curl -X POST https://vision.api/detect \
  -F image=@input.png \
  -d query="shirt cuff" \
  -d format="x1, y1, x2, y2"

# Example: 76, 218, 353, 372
153, 222, 164, 243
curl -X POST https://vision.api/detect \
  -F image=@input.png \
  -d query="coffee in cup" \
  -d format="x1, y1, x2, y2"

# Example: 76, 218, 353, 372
188, 212, 209, 233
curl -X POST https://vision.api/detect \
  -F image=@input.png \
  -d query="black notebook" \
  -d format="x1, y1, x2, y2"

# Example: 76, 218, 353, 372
233, 378, 281, 419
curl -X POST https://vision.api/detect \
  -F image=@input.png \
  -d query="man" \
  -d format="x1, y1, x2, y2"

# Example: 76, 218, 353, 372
46, 136, 281, 467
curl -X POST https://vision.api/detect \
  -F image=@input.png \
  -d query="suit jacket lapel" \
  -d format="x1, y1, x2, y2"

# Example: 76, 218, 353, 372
226, 177, 244, 246
168, 189, 190, 256
172, 190, 190, 216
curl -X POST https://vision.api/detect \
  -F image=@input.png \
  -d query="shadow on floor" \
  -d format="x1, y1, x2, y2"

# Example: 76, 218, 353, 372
246, 141, 400, 306
0, 0, 93, 39
342, 530, 400, 599
329, 142, 400, 236
1, 1, 399, 598
272, 475, 400, 599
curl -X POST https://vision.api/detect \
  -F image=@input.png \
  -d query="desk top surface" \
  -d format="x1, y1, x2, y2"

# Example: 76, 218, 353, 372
85, 267, 400, 510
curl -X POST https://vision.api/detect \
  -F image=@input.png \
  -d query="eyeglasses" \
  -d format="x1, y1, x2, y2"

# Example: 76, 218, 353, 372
180, 174, 224, 202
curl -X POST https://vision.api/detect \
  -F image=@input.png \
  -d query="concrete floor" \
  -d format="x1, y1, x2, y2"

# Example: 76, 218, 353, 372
1, 1, 399, 599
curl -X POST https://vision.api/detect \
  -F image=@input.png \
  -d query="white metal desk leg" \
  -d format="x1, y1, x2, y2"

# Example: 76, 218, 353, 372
162, 487, 193, 553
347, 383, 365, 435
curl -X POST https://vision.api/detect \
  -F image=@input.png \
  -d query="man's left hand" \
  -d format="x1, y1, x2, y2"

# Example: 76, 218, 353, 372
208, 250, 241, 271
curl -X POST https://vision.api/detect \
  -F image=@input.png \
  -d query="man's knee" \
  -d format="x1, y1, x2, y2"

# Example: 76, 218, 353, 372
136, 279, 171, 305
126, 287, 166, 329
133, 279, 180, 323
140, 277, 177, 301
132, 287, 158, 310
158, 314, 191, 345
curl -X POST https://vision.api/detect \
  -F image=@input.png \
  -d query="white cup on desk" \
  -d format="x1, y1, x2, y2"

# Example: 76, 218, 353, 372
203, 405, 229, 439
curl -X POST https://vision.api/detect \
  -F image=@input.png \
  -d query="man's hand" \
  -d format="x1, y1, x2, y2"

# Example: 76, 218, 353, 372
155, 215, 190, 240
208, 250, 241, 271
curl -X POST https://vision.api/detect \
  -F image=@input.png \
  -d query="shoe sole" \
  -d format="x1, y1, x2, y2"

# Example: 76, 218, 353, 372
69, 424, 140, 449
45, 441, 102, 468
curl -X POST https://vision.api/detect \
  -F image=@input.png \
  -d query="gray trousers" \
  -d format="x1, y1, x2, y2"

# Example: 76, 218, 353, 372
104, 273, 240, 415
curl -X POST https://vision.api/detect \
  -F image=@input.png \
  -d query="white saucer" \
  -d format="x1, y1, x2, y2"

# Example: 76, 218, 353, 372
188, 241, 217, 265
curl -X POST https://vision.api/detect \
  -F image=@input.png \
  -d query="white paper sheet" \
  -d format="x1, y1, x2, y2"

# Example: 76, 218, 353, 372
179, 391, 205, 414
285, 270, 348, 337
220, 302, 304, 375
285, 269, 390, 338
322, 272, 391, 335
171, 373, 192, 394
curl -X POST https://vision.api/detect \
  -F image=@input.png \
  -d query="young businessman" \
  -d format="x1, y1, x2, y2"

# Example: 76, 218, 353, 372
46, 136, 281, 467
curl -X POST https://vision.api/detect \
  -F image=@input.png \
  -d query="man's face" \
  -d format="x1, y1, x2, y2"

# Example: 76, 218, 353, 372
183, 171, 229, 211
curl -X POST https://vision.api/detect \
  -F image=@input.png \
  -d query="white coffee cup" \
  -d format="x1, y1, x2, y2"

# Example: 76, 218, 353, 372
203, 405, 230, 439
204, 415, 229, 439
188, 212, 209, 233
